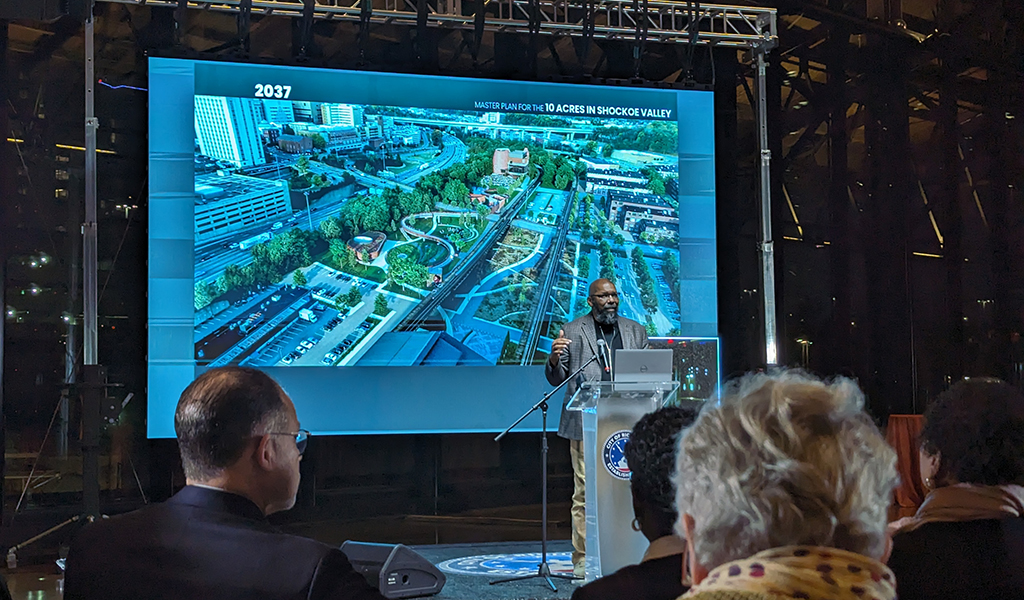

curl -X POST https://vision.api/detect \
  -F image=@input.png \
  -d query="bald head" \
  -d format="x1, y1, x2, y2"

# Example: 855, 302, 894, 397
588, 278, 616, 296
175, 367, 289, 481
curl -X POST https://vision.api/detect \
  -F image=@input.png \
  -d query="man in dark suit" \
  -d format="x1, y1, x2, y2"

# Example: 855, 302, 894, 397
546, 278, 649, 577
63, 367, 384, 600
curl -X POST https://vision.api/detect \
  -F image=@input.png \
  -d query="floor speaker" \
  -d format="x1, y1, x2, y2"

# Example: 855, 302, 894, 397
341, 541, 446, 599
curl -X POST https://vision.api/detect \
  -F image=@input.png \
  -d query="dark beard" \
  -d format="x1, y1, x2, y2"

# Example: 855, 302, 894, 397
593, 308, 618, 325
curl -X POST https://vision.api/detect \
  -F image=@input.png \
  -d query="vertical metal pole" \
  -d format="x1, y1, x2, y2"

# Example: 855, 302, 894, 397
62, 225, 78, 458
82, 4, 101, 520
83, 7, 98, 367
755, 49, 778, 366
0, 17, 10, 527
540, 405, 548, 560
58, 393, 69, 458
305, 191, 314, 230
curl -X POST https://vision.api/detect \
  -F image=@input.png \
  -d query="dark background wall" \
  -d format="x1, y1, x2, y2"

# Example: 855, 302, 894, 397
1, 0, 1022, 561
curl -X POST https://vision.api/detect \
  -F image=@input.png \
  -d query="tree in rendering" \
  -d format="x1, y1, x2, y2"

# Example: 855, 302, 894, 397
320, 218, 342, 240
329, 239, 350, 268
641, 167, 666, 196
292, 269, 308, 287
387, 253, 430, 289
555, 162, 575, 191
577, 254, 591, 278
219, 264, 248, 294
373, 294, 390, 316
541, 160, 556, 188
194, 281, 219, 310
442, 180, 469, 206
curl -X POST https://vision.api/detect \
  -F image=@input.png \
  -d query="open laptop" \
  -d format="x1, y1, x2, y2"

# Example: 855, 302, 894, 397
614, 349, 674, 385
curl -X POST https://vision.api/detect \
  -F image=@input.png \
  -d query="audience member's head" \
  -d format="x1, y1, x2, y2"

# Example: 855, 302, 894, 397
625, 405, 698, 543
175, 367, 304, 515
918, 377, 1024, 489
674, 370, 897, 580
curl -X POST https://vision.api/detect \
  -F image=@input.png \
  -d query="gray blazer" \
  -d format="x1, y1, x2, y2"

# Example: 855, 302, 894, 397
546, 313, 648, 440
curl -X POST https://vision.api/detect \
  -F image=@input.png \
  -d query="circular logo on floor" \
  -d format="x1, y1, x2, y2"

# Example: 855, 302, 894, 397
437, 552, 574, 576
603, 430, 631, 480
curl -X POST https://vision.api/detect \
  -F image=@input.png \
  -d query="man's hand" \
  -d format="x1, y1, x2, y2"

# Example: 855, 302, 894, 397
549, 329, 571, 366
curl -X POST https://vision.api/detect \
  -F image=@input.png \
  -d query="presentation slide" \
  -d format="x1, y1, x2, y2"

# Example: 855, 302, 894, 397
148, 58, 718, 437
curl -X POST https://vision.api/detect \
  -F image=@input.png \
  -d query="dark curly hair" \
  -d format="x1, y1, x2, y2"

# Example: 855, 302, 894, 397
920, 378, 1024, 486
624, 405, 699, 516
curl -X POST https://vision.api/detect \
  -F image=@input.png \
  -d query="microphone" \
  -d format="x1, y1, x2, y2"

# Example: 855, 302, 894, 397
596, 339, 610, 373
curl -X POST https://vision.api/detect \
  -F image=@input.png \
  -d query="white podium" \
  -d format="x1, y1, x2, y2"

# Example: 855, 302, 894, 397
567, 380, 679, 581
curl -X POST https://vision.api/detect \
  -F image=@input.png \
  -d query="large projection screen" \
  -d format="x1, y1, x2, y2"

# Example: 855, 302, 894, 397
148, 57, 718, 437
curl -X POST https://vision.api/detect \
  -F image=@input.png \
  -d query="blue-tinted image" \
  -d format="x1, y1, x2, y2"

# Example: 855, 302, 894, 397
192, 99, 685, 368
148, 58, 717, 437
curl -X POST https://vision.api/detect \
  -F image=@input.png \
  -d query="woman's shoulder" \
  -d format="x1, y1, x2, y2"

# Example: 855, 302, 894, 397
572, 557, 686, 600
893, 516, 1024, 546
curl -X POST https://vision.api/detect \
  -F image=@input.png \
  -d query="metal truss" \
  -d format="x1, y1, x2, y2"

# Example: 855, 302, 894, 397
98, 0, 777, 48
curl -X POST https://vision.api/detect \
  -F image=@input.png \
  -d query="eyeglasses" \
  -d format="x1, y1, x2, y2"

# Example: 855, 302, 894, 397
266, 429, 310, 455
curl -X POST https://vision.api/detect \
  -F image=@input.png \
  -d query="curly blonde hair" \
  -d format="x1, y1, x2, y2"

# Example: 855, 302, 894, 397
674, 370, 897, 570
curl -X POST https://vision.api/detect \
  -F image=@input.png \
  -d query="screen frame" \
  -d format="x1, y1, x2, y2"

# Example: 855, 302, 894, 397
147, 56, 719, 438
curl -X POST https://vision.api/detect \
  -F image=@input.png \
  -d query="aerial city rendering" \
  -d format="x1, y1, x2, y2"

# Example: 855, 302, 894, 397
192, 96, 683, 367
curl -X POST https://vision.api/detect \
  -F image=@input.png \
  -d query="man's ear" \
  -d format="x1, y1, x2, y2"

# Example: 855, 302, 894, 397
253, 434, 275, 471
682, 513, 709, 585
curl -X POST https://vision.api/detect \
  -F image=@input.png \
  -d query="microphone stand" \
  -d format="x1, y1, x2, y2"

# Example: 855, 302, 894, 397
490, 352, 601, 591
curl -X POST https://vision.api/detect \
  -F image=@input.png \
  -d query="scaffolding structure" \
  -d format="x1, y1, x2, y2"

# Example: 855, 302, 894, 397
100, 0, 776, 46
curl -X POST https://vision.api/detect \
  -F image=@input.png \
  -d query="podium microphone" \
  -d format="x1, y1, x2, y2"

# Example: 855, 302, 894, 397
596, 339, 610, 373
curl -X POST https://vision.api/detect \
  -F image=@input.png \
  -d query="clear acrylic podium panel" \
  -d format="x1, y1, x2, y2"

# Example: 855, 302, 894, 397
566, 381, 680, 582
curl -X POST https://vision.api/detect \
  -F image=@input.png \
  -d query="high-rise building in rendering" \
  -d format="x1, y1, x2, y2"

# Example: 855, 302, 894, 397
320, 103, 365, 128
194, 96, 267, 168
261, 99, 296, 124
293, 101, 324, 124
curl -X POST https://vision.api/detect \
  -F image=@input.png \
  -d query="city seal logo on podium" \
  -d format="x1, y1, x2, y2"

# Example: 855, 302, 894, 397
602, 430, 631, 480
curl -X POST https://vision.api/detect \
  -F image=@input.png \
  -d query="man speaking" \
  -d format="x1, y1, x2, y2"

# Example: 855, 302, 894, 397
546, 278, 648, 577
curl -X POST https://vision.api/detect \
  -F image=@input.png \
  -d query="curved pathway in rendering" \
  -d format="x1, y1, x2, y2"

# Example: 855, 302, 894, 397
399, 211, 469, 269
